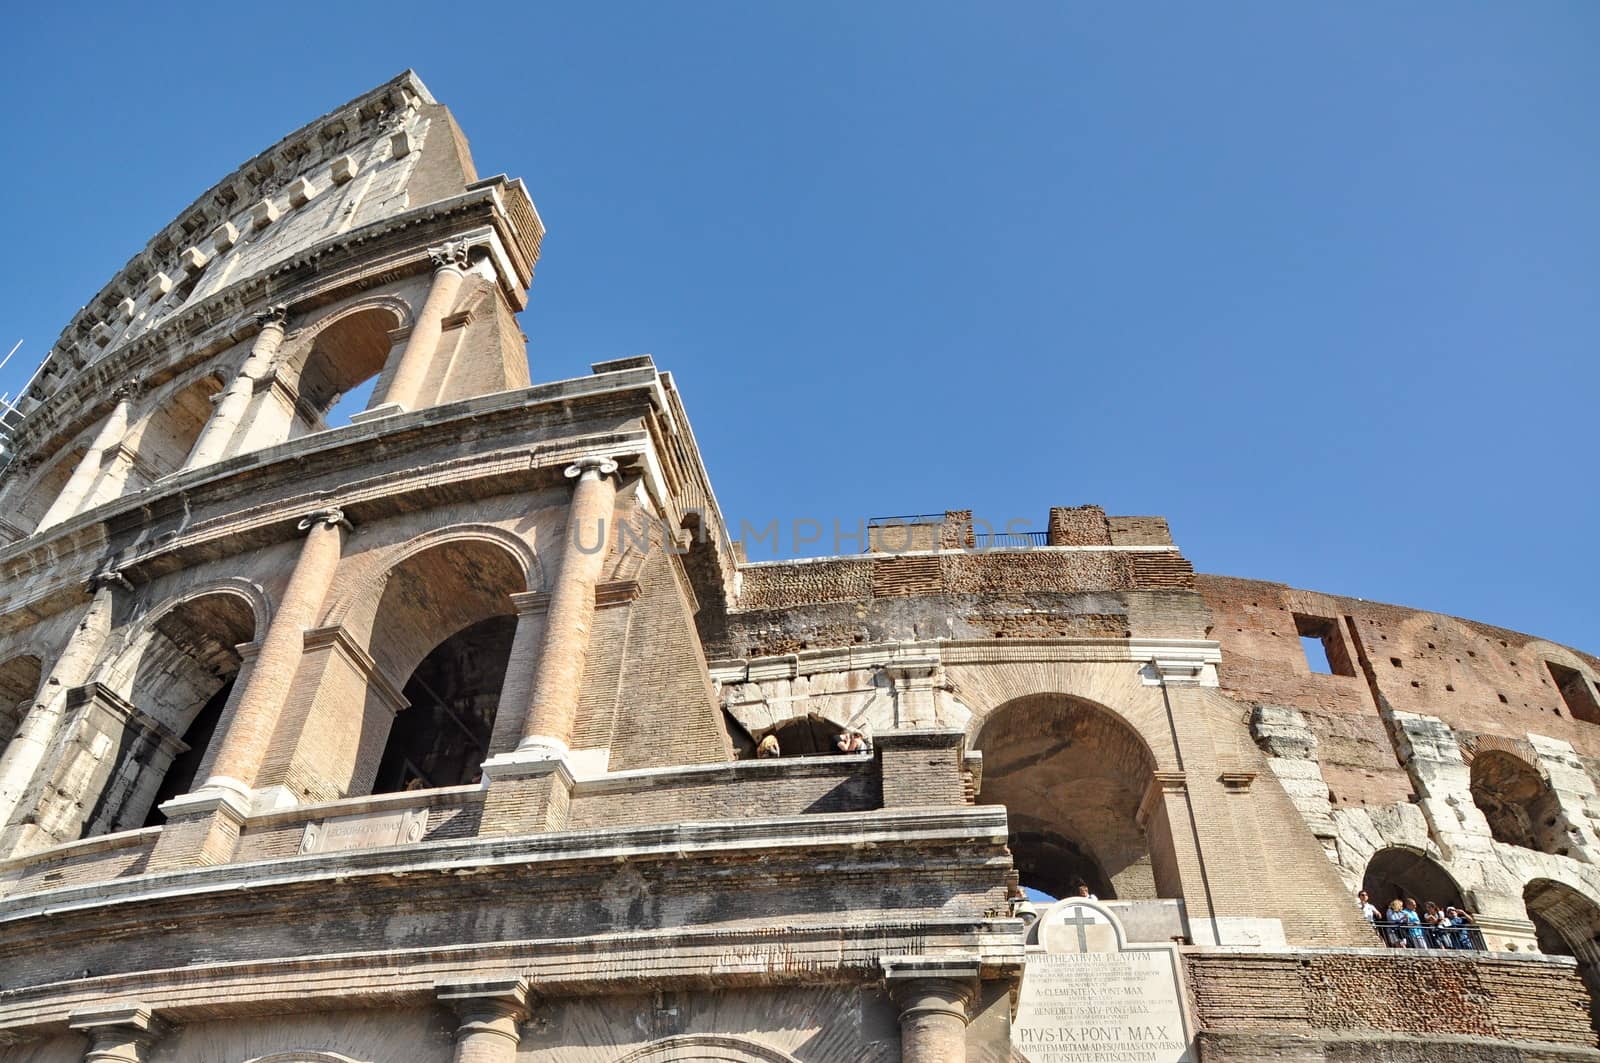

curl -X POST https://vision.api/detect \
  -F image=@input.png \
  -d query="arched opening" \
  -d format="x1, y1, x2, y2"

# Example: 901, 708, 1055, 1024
364, 539, 527, 795
1525, 879, 1600, 1030
976, 694, 1160, 901
15, 446, 85, 534
1362, 847, 1465, 909
76, 592, 258, 838
127, 375, 224, 482
373, 615, 516, 792
1471, 750, 1569, 855
294, 308, 396, 433
740, 713, 845, 758
0, 654, 43, 748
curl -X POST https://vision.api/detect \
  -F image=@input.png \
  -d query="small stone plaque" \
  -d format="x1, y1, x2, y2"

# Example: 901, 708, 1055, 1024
1015, 900, 1195, 1063
299, 807, 427, 855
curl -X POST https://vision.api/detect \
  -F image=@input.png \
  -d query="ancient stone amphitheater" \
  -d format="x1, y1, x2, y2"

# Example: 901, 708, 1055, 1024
0, 71, 1598, 1063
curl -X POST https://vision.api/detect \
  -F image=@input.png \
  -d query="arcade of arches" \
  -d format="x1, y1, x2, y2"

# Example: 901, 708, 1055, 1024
976, 693, 1160, 900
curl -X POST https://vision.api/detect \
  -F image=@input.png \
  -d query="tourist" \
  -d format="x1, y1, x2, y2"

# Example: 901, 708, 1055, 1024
835, 729, 870, 753
757, 734, 780, 758
1385, 900, 1409, 947
1423, 901, 1449, 948
1449, 907, 1477, 950
1073, 883, 1098, 901
1358, 889, 1380, 922
1403, 898, 1426, 948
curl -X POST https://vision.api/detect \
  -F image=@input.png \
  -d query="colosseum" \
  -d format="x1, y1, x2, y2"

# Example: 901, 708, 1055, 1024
0, 70, 1597, 1063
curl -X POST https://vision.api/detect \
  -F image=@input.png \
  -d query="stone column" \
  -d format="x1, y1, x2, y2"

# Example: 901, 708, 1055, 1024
486, 591, 550, 755
378, 241, 470, 412
883, 958, 978, 1063
36, 381, 137, 530
68, 1004, 166, 1063
436, 978, 530, 1063
184, 305, 287, 469
0, 578, 116, 836
201, 507, 349, 796
517, 457, 619, 755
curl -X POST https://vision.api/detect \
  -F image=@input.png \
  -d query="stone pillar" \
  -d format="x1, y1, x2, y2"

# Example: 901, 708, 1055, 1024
201, 507, 349, 795
184, 305, 287, 469
36, 382, 137, 530
486, 591, 550, 755
378, 241, 469, 412
68, 1004, 166, 1063
517, 457, 619, 755
436, 977, 530, 1063
883, 958, 978, 1063
0, 579, 116, 836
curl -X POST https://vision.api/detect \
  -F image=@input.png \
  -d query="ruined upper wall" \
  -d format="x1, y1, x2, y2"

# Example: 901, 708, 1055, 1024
1199, 573, 1600, 804
707, 506, 1203, 659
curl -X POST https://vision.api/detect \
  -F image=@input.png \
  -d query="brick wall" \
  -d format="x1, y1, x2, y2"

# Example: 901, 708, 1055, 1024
1187, 950, 1598, 1049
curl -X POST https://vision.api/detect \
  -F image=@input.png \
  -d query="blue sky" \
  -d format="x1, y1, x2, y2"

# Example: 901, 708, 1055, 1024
2, 3, 1596, 652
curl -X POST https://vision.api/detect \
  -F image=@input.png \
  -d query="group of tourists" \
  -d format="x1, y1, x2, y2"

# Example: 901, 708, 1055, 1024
754, 728, 871, 758
1358, 889, 1480, 949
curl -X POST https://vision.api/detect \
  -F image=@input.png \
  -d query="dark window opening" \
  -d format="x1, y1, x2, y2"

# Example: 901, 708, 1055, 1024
1548, 662, 1600, 725
373, 616, 515, 793
1295, 614, 1355, 676
143, 679, 232, 827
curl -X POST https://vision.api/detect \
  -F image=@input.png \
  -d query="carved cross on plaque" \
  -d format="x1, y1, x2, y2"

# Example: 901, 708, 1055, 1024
1058, 909, 1098, 952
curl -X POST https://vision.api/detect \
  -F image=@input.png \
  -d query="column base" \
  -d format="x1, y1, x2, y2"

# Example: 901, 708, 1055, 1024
347, 402, 404, 424
479, 750, 575, 837
145, 783, 255, 871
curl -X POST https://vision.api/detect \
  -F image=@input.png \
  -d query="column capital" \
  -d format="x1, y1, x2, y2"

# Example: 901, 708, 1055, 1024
429, 239, 473, 273
69, 1003, 168, 1060
255, 303, 289, 331
563, 456, 619, 482
297, 506, 352, 533
436, 976, 531, 1018
88, 566, 133, 593
881, 955, 980, 1016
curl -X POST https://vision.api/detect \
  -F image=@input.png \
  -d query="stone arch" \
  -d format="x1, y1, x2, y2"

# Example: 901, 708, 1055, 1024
0, 653, 43, 748
277, 300, 410, 433
12, 442, 88, 535
326, 524, 542, 631
71, 585, 263, 836
1470, 748, 1569, 855
1525, 878, 1600, 1030
974, 692, 1161, 900
120, 371, 226, 484
1362, 846, 1466, 909
323, 530, 535, 795
241, 1054, 370, 1063
615, 1035, 800, 1063
1526, 640, 1600, 724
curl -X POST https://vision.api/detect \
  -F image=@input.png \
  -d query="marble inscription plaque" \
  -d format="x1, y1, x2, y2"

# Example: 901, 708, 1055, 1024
1015, 900, 1195, 1063
299, 807, 428, 854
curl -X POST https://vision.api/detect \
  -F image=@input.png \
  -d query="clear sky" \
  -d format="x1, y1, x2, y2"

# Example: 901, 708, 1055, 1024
2, 3, 1596, 653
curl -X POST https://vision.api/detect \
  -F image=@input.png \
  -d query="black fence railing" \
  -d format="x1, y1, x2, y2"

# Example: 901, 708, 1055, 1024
1370, 922, 1486, 951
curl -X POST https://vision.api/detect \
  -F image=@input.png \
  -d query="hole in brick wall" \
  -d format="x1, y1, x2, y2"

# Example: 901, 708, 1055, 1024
1428, 642, 1436, 650
1410, 681, 1420, 688
1294, 614, 1355, 677
1391, 658, 1403, 668
1499, 693, 1509, 704
1445, 684, 1455, 692
1548, 661, 1600, 725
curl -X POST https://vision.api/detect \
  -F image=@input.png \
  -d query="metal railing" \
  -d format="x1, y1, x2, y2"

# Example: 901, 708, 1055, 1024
975, 530, 1049, 548
1370, 921, 1486, 951
865, 513, 946, 527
